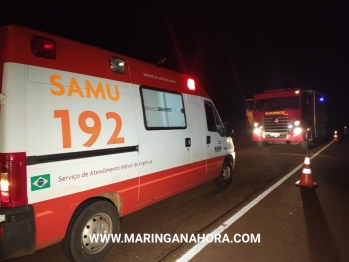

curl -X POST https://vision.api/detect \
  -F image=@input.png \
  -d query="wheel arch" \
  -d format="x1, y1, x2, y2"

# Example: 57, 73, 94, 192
61, 195, 121, 261
64, 192, 122, 238
225, 154, 235, 168
94, 192, 122, 215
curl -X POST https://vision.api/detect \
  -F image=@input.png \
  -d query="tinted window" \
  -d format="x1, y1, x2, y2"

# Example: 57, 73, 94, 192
204, 101, 225, 136
254, 96, 300, 111
141, 87, 186, 130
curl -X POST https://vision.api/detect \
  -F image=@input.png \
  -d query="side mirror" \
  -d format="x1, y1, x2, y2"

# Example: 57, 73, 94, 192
224, 121, 233, 137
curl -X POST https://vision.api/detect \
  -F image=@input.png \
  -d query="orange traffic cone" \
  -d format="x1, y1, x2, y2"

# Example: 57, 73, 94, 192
333, 130, 338, 142
295, 154, 317, 187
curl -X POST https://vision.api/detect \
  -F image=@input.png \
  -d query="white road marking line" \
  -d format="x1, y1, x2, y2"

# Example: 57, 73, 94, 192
176, 140, 335, 262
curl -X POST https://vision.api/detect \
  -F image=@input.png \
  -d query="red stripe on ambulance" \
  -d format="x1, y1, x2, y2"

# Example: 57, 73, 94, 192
0, 25, 235, 261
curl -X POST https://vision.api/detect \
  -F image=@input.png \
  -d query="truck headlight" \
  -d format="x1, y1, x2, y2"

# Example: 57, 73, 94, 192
254, 123, 258, 127
293, 127, 302, 135
254, 128, 261, 135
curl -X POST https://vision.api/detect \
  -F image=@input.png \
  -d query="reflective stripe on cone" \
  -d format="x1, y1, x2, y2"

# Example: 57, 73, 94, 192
295, 154, 317, 187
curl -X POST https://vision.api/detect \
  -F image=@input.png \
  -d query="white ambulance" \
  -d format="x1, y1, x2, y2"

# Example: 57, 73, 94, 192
0, 25, 235, 261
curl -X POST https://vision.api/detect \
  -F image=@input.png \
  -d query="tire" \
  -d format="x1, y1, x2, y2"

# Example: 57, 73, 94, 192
214, 158, 233, 189
62, 199, 119, 262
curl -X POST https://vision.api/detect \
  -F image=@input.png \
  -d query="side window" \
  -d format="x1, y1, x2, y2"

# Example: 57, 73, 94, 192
140, 86, 186, 130
204, 101, 216, 132
204, 101, 225, 136
214, 110, 225, 136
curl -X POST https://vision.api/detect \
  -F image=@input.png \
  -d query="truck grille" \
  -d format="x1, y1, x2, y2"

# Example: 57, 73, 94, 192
263, 116, 289, 138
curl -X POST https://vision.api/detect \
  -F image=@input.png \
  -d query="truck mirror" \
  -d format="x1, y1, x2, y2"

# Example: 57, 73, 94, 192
224, 122, 233, 137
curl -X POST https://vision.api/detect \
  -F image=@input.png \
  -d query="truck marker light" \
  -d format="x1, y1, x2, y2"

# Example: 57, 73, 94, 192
254, 123, 258, 127
294, 121, 300, 126
187, 79, 195, 90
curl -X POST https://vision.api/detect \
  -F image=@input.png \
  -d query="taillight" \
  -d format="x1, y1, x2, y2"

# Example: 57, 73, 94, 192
31, 36, 56, 59
0, 153, 27, 207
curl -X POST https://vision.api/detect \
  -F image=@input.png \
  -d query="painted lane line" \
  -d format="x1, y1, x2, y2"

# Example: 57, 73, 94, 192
176, 141, 334, 262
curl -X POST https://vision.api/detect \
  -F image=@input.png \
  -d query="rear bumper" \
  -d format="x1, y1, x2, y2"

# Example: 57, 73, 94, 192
0, 205, 36, 260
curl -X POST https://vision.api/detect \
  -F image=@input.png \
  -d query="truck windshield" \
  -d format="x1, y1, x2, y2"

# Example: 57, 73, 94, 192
254, 96, 299, 111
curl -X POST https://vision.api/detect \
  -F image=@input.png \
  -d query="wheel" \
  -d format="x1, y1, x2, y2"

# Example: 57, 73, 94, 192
257, 141, 268, 148
62, 199, 119, 262
214, 158, 233, 189
301, 141, 310, 150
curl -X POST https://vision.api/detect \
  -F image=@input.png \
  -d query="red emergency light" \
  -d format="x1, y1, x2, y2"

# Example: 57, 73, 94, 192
187, 78, 195, 90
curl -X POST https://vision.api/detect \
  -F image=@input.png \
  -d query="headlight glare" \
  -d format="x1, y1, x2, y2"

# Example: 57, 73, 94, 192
293, 127, 302, 135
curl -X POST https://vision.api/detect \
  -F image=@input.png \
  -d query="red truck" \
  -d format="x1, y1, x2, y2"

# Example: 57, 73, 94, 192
252, 89, 328, 149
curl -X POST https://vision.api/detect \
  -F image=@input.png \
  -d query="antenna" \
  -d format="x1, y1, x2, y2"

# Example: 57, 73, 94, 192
156, 56, 166, 67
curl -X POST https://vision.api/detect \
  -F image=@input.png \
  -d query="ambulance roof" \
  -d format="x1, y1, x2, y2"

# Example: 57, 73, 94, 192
0, 24, 210, 98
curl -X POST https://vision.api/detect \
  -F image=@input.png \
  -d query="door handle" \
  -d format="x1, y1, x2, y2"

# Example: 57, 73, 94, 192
207, 136, 211, 144
185, 138, 191, 147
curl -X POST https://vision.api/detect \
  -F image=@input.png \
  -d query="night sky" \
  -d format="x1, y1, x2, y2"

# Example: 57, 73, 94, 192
1, 0, 348, 130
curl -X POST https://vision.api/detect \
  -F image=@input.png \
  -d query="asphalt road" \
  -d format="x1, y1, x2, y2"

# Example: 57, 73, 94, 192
169, 132, 349, 262
6, 131, 349, 262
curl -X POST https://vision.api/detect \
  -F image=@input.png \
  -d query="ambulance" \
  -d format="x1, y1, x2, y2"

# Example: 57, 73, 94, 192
0, 25, 235, 261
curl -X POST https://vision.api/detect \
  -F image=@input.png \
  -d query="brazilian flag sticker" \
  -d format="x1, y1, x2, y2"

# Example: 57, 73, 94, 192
31, 174, 51, 191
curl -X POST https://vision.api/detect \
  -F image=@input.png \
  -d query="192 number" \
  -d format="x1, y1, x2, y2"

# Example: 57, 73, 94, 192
54, 110, 124, 148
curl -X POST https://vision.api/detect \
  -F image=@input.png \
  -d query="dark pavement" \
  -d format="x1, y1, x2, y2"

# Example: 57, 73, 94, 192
176, 132, 349, 262
5, 129, 348, 262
